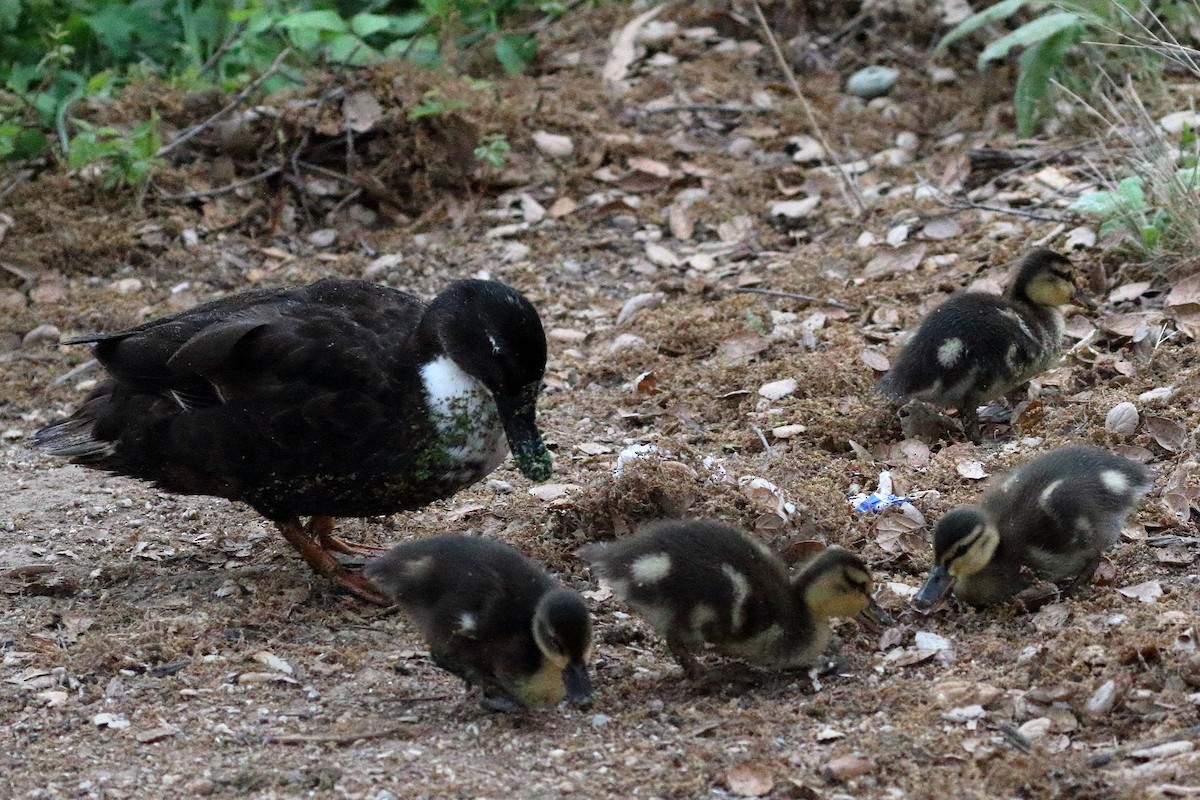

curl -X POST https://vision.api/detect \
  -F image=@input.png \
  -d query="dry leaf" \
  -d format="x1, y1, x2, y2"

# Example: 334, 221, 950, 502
956, 459, 988, 480
860, 349, 890, 372
726, 761, 775, 797
1033, 602, 1071, 631
864, 244, 927, 279
616, 291, 665, 325
633, 371, 659, 395
342, 91, 382, 133
628, 156, 671, 177
602, 6, 666, 91
1144, 416, 1187, 452
1117, 580, 1163, 603
575, 442, 613, 456
548, 197, 577, 218
253, 651, 293, 675
875, 511, 925, 556
1165, 273, 1200, 307
715, 332, 769, 366
1110, 282, 1151, 303
921, 216, 961, 240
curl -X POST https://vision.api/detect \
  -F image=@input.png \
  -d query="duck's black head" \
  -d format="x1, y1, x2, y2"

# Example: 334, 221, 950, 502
914, 507, 998, 612
532, 588, 594, 705
1007, 249, 1091, 308
425, 280, 552, 481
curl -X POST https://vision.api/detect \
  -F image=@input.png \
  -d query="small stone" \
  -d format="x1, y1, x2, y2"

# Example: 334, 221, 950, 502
771, 197, 821, 219
772, 424, 807, 439
532, 130, 574, 159
112, 277, 143, 295
308, 228, 337, 247
610, 333, 646, 352
758, 378, 797, 400
364, 254, 403, 280
1083, 679, 1120, 715
846, 66, 899, 99
822, 754, 875, 782
22, 324, 61, 348
591, 713, 610, 728
185, 780, 216, 796
942, 704, 986, 723
1017, 717, 1053, 740
549, 328, 587, 344
528, 483, 578, 501
1104, 401, 1139, 436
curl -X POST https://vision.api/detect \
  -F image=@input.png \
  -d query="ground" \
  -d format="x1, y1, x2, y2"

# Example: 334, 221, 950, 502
2, 3, 1199, 799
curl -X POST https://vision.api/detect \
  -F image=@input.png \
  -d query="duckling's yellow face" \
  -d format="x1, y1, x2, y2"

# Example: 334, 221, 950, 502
804, 563, 874, 621
914, 509, 1000, 611
1024, 266, 1078, 307
528, 589, 594, 707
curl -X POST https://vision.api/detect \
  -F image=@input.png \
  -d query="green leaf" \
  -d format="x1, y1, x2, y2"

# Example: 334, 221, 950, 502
1115, 175, 1145, 204
388, 12, 430, 37
1069, 176, 1146, 217
351, 13, 394, 38
1013, 28, 1073, 136
978, 11, 1083, 68
935, 0, 1030, 55
327, 33, 376, 65
495, 34, 536, 76
0, 0, 20, 31
419, 0, 451, 19
276, 10, 348, 33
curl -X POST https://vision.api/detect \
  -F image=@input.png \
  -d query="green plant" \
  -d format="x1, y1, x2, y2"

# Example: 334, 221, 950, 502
407, 87, 470, 119
67, 116, 163, 188
934, 1, 1177, 136
473, 132, 509, 167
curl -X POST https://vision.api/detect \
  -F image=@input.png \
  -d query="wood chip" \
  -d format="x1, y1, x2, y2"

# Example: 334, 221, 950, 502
726, 761, 775, 797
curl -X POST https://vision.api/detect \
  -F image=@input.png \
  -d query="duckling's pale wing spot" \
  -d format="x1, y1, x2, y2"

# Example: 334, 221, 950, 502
630, 553, 672, 584
936, 337, 964, 367
403, 555, 435, 579
458, 612, 477, 633
1100, 469, 1130, 495
1038, 479, 1064, 511
721, 564, 752, 632
1004, 343, 1020, 372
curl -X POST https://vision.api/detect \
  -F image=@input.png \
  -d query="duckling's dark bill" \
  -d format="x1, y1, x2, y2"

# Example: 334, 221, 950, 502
857, 597, 893, 632
914, 564, 954, 612
562, 662, 594, 705
1071, 288, 1098, 309
497, 383, 552, 481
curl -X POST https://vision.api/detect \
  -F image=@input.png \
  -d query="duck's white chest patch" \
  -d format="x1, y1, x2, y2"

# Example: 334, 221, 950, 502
420, 356, 508, 475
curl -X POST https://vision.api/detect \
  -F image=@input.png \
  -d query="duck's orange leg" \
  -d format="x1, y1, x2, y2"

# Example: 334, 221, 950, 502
306, 515, 391, 557
275, 517, 390, 605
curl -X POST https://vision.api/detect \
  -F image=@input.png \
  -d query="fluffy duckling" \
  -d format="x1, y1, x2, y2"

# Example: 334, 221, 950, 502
915, 446, 1152, 611
580, 520, 883, 678
364, 535, 593, 711
876, 249, 1088, 441
34, 279, 552, 604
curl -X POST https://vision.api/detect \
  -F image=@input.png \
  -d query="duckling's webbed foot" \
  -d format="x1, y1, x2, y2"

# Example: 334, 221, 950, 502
1012, 581, 1061, 612
960, 403, 983, 444
666, 636, 703, 680
276, 517, 392, 605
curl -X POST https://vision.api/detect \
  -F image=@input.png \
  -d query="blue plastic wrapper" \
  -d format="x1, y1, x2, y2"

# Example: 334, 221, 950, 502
850, 492, 912, 512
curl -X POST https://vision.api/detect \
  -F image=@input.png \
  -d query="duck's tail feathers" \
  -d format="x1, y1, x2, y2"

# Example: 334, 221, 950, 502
32, 418, 116, 460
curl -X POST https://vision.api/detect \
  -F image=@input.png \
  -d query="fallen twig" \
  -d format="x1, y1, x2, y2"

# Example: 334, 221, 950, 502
158, 47, 293, 159
641, 104, 772, 116
751, 1, 866, 216
156, 166, 282, 202
730, 287, 857, 312
919, 179, 1075, 223
750, 424, 773, 457
51, 359, 98, 386
0, 168, 34, 204
265, 721, 419, 746
198, 20, 250, 77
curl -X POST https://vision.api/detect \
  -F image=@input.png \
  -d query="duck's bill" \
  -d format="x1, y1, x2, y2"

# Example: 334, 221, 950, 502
496, 383, 552, 482
857, 597, 893, 633
914, 564, 954, 613
1071, 288, 1098, 309
562, 661, 594, 705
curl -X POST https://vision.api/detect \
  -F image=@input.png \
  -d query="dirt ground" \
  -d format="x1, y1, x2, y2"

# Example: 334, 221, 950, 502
2, 3, 1199, 799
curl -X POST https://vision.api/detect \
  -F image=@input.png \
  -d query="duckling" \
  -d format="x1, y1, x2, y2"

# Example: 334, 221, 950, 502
364, 535, 593, 711
579, 520, 883, 678
33, 279, 552, 604
876, 249, 1088, 441
914, 446, 1152, 611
